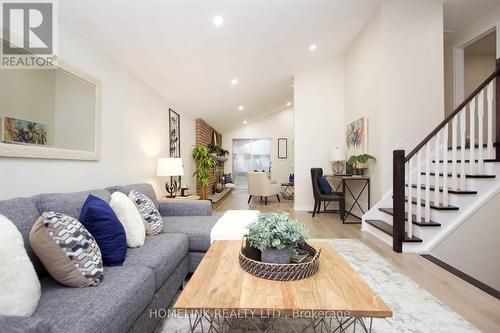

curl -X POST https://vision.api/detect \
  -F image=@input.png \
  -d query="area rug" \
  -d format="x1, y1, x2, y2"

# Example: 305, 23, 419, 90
157, 239, 478, 332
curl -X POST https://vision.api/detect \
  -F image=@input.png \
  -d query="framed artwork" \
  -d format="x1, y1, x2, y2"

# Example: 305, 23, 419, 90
2, 116, 48, 146
346, 117, 367, 157
168, 108, 181, 189
278, 138, 287, 159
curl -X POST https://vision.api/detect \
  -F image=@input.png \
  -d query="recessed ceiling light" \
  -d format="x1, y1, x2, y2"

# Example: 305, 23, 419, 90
231, 78, 238, 85
243, 120, 247, 124
213, 15, 224, 27
238, 105, 244, 111
309, 44, 317, 51
286, 102, 292, 107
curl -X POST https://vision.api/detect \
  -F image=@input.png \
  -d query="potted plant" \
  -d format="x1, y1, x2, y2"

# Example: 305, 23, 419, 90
207, 144, 229, 162
192, 145, 217, 199
246, 211, 308, 264
347, 154, 376, 176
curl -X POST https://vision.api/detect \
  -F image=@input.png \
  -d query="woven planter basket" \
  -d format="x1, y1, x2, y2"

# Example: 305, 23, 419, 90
239, 238, 321, 281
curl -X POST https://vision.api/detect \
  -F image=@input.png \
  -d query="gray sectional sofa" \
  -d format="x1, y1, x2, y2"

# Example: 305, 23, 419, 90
0, 183, 222, 333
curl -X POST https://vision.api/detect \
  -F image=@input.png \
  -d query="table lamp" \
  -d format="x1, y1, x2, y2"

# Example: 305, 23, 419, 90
157, 158, 184, 197
330, 147, 346, 174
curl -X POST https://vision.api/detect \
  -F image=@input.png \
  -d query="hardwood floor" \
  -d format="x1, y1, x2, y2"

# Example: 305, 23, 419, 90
215, 191, 500, 333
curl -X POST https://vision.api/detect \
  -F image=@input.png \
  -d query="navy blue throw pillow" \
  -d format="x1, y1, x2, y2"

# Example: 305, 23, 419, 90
318, 176, 332, 194
80, 194, 127, 266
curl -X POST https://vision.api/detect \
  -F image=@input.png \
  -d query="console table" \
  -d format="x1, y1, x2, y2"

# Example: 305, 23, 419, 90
325, 174, 371, 224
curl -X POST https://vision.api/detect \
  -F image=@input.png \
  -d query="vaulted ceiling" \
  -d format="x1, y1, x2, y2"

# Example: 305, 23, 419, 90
59, 0, 500, 132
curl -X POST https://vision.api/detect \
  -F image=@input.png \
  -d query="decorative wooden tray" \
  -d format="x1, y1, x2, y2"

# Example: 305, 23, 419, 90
239, 238, 321, 281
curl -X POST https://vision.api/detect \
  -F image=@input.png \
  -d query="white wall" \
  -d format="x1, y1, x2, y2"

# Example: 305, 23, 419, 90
345, 13, 383, 205
223, 107, 294, 183
0, 25, 195, 200
430, 190, 500, 291
294, 59, 345, 211
444, 4, 500, 115
343, 2, 444, 207
378, 2, 444, 193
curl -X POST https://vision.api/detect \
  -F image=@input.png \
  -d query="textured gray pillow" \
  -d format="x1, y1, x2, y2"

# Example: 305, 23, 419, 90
29, 212, 104, 288
129, 190, 163, 235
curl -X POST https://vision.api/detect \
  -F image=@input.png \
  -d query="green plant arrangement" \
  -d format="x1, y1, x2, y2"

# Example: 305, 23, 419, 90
207, 143, 229, 156
246, 211, 308, 264
347, 154, 376, 175
192, 145, 217, 199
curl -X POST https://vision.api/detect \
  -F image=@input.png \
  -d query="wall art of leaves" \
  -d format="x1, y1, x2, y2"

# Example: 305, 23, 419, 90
2, 116, 48, 145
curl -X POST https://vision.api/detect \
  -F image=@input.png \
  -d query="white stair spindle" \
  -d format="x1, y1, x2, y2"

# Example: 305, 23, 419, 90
434, 133, 440, 205
477, 90, 485, 174
442, 124, 449, 207
407, 159, 413, 239
425, 143, 431, 222
451, 117, 458, 191
487, 81, 494, 159
469, 100, 476, 174
460, 109, 467, 190
416, 151, 422, 223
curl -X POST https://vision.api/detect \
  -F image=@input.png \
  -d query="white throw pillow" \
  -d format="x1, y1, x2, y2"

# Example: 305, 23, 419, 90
110, 192, 146, 247
0, 214, 41, 316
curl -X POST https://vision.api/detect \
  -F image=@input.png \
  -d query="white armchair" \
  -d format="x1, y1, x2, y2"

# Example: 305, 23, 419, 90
247, 172, 281, 205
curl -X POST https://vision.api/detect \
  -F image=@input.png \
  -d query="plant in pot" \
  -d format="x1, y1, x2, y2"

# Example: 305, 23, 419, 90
347, 154, 376, 176
246, 211, 308, 264
207, 143, 229, 162
192, 145, 217, 199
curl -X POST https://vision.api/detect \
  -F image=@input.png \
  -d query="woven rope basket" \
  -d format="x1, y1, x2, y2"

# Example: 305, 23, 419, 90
239, 239, 321, 281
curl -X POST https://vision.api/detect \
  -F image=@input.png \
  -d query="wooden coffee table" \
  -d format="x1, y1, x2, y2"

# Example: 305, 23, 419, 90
174, 241, 392, 332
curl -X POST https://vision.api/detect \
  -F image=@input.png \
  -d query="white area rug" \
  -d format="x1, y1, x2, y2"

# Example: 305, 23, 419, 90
158, 239, 478, 332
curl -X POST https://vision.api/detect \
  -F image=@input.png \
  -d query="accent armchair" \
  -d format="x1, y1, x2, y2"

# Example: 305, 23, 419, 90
247, 172, 281, 205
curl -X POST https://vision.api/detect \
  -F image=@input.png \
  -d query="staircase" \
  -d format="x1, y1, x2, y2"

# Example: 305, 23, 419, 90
362, 62, 500, 253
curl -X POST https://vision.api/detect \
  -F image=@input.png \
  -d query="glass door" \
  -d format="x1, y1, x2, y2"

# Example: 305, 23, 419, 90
232, 138, 272, 189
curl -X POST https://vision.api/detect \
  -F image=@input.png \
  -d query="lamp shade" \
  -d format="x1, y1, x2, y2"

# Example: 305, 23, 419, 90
330, 147, 346, 162
157, 158, 184, 177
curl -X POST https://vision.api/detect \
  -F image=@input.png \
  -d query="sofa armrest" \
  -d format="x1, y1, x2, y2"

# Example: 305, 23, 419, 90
0, 316, 51, 333
159, 200, 212, 216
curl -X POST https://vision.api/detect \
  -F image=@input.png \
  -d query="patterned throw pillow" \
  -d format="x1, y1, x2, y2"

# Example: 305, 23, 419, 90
29, 212, 104, 288
129, 190, 163, 235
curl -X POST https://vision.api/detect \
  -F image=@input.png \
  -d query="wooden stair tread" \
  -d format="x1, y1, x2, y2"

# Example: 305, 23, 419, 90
404, 196, 459, 210
447, 143, 498, 150
378, 208, 441, 226
432, 159, 500, 163
365, 220, 423, 242
421, 172, 496, 179
407, 184, 477, 195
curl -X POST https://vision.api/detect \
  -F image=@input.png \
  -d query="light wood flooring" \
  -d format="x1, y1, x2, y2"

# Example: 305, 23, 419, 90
214, 191, 500, 332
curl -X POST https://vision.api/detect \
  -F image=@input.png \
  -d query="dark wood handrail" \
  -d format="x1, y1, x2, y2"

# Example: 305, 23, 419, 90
405, 67, 500, 162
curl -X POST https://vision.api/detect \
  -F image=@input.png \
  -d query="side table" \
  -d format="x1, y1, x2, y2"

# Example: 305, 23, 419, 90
280, 182, 294, 200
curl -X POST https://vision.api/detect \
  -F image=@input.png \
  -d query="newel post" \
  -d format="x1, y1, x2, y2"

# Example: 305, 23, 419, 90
496, 58, 500, 159
393, 150, 405, 253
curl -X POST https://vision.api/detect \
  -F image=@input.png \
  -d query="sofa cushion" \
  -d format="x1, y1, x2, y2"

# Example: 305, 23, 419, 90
109, 192, 146, 248
124, 233, 188, 291
80, 195, 127, 266
32, 266, 155, 333
0, 197, 44, 275
129, 190, 163, 236
162, 213, 222, 252
30, 212, 104, 288
0, 214, 41, 317
38, 190, 111, 220
106, 184, 159, 209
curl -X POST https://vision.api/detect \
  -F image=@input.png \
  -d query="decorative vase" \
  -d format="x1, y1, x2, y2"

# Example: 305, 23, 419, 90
261, 248, 291, 264
215, 182, 223, 193
356, 168, 366, 176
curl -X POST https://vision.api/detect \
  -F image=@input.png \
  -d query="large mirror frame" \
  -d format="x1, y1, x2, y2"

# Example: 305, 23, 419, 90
0, 60, 101, 161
